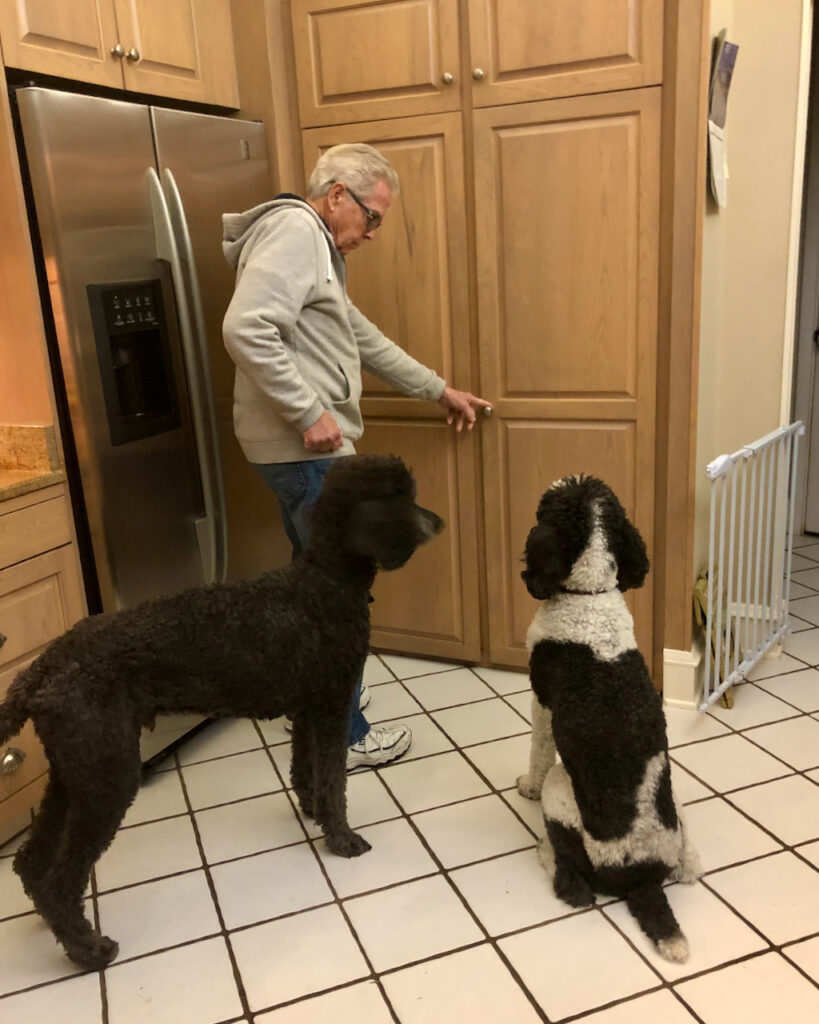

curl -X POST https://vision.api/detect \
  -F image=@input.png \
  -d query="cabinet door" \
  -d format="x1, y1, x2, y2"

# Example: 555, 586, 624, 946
291, 0, 461, 127
0, 0, 124, 88
467, 0, 663, 106
114, 0, 239, 106
0, 544, 86, 841
474, 88, 660, 668
302, 113, 481, 661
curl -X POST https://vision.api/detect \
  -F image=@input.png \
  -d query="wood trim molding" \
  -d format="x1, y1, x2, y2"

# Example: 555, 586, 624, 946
229, 0, 305, 192
653, 0, 711, 679
0, 58, 53, 426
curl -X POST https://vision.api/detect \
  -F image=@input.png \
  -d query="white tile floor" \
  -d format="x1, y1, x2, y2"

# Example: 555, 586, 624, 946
3, 602, 819, 1022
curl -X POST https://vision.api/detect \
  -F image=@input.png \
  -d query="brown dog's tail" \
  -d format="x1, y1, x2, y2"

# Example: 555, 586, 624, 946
626, 882, 689, 963
0, 666, 34, 745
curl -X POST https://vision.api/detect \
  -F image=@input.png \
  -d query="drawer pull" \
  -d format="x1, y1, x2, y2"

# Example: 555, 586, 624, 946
0, 631, 6, 648
0, 748, 25, 775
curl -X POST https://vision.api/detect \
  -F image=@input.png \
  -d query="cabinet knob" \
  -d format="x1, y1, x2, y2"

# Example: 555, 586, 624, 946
126, 48, 141, 62
0, 748, 25, 775
0, 631, 6, 648
483, 405, 493, 418
110, 44, 125, 58
442, 72, 454, 85
472, 68, 485, 81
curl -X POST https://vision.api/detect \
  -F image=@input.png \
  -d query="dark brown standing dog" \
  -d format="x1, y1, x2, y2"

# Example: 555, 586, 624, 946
0, 455, 442, 969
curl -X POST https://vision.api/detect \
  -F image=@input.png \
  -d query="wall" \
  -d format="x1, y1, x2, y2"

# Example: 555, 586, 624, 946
0, 55, 53, 428
694, 0, 811, 574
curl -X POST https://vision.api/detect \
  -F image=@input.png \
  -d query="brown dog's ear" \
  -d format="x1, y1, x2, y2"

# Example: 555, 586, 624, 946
521, 523, 566, 599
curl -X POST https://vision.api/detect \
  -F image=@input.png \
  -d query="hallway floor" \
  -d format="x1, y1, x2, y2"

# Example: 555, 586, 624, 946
3, 553, 819, 1021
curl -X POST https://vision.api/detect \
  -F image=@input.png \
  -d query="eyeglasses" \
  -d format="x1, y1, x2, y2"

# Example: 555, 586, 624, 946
344, 185, 382, 232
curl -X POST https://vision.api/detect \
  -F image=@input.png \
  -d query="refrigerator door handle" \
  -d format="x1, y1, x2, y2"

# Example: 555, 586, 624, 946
146, 167, 220, 585
161, 167, 228, 583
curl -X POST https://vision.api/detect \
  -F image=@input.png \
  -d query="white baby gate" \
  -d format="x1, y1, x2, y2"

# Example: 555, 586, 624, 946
700, 421, 805, 711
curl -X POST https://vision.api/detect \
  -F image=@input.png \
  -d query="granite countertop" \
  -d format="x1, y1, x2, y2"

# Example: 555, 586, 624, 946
0, 466, 66, 503
0, 424, 65, 503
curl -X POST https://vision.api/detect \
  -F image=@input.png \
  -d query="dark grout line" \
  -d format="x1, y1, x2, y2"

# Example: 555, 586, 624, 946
170, 749, 254, 1022
779, 929, 819, 992
6, 660, 819, 1019
373, 761, 552, 1023
250, 717, 402, 1023
87, 863, 110, 1024
671, 706, 819, 779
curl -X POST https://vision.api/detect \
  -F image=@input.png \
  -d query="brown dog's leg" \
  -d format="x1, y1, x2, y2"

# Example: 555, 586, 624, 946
29, 703, 143, 969
14, 774, 69, 900
307, 697, 371, 858
37, 770, 140, 969
290, 716, 317, 819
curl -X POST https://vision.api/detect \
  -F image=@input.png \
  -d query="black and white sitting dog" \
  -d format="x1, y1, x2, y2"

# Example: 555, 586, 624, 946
516, 475, 699, 962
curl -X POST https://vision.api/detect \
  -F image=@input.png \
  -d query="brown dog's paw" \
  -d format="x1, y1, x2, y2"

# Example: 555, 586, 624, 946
517, 774, 541, 800
295, 795, 315, 819
325, 829, 372, 858
66, 932, 119, 970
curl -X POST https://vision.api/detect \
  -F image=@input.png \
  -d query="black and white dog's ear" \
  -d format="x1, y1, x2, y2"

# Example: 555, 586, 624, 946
521, 523, 566, 599
609, 510, 650, 591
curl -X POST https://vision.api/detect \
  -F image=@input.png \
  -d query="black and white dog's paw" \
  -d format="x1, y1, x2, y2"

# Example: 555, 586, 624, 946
516, 773, 542, 800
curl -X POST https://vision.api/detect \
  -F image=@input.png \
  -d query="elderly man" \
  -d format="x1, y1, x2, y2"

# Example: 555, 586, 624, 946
223, 142, 490, 769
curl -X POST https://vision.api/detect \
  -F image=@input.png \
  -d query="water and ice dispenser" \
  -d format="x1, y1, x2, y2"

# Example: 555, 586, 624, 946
87, 280, 180, 446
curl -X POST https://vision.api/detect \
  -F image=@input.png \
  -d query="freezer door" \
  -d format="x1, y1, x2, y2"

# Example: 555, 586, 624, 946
151, 108, 292, 579
16, 88, 207, 611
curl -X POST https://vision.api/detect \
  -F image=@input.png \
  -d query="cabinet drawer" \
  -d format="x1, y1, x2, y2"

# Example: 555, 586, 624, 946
0, 773, 47, 848
0, 558, 71, 668
0, 544, 86, 815
0, 658, 47, 800
0, 545, 86, 668
0, 494, 71, 569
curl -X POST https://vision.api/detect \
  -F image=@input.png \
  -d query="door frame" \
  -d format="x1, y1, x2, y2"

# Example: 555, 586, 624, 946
652, 0, 711, 679
791, 4, 819, 535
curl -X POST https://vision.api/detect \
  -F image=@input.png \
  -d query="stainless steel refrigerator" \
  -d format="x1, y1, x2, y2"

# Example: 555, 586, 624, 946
15, 87, 288, 758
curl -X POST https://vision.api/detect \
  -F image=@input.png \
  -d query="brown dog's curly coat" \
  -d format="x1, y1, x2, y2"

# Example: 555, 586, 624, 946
0, 454, 442, 969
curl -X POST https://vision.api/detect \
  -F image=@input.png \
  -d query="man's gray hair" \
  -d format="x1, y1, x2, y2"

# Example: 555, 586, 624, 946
306, 143, 399, 200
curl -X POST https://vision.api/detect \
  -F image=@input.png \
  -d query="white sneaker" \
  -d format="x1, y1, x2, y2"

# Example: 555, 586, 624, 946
284, 683, 371, 733
347, 722, 412, 771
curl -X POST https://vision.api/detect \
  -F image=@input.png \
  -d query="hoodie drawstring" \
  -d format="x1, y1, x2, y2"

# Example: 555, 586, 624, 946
324, 237, 333, 283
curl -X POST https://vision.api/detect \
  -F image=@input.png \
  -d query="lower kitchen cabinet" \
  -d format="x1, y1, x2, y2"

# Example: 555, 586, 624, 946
0, 484, 86, 845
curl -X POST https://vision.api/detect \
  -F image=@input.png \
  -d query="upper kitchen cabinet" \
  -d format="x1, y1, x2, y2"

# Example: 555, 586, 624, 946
112, 0, 239, 106
467, 0, 663, 107
290, 0, 663, 128
0, 0, 239, 107
291, 0, 462, 127
0, 0, 123, 88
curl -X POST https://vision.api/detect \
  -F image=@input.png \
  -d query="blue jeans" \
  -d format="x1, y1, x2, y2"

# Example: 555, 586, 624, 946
253, 458, 369, 745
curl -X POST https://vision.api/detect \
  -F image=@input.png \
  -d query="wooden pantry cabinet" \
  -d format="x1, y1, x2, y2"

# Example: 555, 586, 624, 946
291, 0, 662, 127
0, 485, 86, 845
474, 89, 660, 664
292, 0, 698, 673
0, 0, 239, 107
304, 112, 482, 661
303, 90, 659, 666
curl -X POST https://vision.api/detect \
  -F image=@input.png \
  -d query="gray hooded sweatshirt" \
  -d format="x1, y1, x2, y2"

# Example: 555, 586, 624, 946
222, 197, 446, 463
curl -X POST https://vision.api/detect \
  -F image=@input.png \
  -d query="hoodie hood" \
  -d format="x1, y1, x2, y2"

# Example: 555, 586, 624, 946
222, 196, 337, 277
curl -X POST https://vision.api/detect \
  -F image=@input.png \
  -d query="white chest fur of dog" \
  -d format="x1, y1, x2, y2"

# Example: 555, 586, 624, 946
526, 589, 636, 662
525, 512, 637, 661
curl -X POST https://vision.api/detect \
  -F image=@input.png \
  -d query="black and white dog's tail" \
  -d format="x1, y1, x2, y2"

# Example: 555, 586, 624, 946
626, 882, 689, 962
